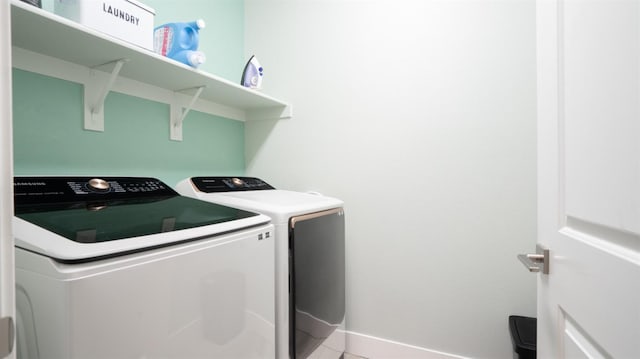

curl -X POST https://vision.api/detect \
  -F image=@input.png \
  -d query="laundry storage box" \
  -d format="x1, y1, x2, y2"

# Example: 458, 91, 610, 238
54, 0, 155, 51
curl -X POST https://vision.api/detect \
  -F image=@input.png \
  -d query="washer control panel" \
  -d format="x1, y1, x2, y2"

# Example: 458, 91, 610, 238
14, 177, 177, 205
191, 177, 275, 193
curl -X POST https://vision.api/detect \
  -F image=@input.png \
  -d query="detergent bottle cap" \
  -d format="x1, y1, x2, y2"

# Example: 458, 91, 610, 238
188, 51, 206, 66
195, 19, 206, 30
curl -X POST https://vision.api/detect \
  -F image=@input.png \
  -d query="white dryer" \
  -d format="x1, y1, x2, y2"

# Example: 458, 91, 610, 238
176, 177, 345, 359
13, 176, 275, 359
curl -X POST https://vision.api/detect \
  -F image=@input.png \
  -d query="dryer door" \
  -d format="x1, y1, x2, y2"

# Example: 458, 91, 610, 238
289, 208, 345, 359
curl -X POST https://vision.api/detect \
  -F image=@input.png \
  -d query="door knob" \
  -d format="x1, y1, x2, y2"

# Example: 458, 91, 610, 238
518, 244, 550, 274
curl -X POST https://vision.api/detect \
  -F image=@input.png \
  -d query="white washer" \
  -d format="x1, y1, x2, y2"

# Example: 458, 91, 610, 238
176, 177, 345, 359
14, 176, 275, 359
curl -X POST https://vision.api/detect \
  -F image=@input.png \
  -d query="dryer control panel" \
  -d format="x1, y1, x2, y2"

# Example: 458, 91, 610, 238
191, 177, 275, 193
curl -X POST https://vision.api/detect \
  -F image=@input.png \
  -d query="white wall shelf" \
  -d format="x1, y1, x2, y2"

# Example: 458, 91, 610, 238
10, 0, 291, 141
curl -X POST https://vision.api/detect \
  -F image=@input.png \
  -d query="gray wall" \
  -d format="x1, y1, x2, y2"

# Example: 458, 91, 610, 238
244, 1, 537, 358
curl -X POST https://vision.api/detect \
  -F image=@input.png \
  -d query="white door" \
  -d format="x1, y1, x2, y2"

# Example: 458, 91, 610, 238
0, 0, 15, 358
536, 0, 640, 358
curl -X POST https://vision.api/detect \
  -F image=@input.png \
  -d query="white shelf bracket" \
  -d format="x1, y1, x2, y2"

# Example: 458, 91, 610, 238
170, 85, 206, 141
84, 58, 129, 132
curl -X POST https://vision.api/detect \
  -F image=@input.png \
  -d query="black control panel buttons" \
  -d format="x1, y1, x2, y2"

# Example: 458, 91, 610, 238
191, 177, 275, 193
14, 177, 179, 206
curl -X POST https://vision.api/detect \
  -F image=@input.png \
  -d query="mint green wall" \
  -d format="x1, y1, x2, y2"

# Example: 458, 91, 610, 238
13, 1, 246, 187
13, 70, 245, 186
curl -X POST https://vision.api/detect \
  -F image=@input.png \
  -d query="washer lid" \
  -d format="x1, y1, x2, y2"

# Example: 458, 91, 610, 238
14, 177, 268, 262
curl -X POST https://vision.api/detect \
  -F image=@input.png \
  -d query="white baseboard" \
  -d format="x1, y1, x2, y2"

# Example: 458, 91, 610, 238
345, 331, 469, 359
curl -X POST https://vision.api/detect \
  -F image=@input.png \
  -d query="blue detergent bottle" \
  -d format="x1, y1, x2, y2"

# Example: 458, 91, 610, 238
154, 19, 206, 68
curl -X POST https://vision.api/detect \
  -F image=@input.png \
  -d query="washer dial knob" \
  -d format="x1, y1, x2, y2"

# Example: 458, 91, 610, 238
88, 178, 110, 192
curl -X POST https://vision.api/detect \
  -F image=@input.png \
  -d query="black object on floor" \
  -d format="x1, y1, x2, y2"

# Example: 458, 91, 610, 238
509, 315, 537, 359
